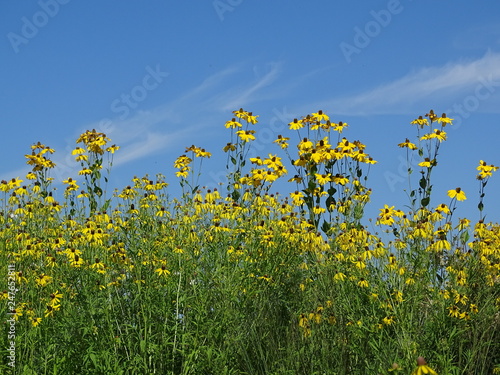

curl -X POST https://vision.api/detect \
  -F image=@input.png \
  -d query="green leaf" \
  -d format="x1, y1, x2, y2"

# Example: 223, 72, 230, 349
94, 186, 103, 197
421, 197, 430, 207
419, 177, 427, 189
303, 196, 313, 207
89, 353, 98, 368
102, 199, 111, 212
354, 204, 364, 220
321, 221, 331, 234
478, 202, 484, 211
460, 231, 470, 243
231, 190, 240, 201
326, 196, 336, 209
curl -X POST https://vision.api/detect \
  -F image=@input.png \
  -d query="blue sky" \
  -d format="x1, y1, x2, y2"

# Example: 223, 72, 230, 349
2, 0, 500, 222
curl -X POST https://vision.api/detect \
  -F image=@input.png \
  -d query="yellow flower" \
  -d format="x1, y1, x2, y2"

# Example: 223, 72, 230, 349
426, 110, 438, 122
382, 316, 395, 325
405, 277, 415, 285
311, 110, 329, 122
249, 156, 263, 165
418, 158, 435, 168
78, 168, 92, 175
232, 108, 247, 119
436, 113, 453, 125
469, 304, 478, 314
448, 305, 460, 318
315, 173, 332, 185
89, 258, 106, 274
454, 292, 468, 305
411, 116, 429, 127
411, 364, 438, 375
10, 307, 24, 321
435, 203, 450, 214
236, 130, 256, 142
298, 313, 308, 328
330, 174, 347, 185
353, 258, 366, 269
173, 155, 192, 169
411, 357, 438, 375
72, 147, 85, 155
447, 187, 466, 201
357, 278, 369, 288
35, 274, 52, 287
175, 167, 190, 178
70, 255, 85, 267
106, 144, 120, 153
273, 135, 290, 149
44, 304, 60, 318
393, 290, 404, 303
263, 154, 283, 169
49, 291, 63, 307
332, 121, 348, 132
398, 138, 417, 150
223, 143, 236, 152
224, 118, 242, 128
476, 160, 498, 179
185, 145, 211, 158
245, 112, 259, 124
334, 272, 346, 282
420, 129, 447, 142
155, 264, 171, 277
312, 205, 326, 215
30, 317, 42, 327
288, 118, 304, 130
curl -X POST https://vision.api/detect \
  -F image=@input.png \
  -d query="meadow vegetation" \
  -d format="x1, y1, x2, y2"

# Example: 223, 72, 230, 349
0, 109, 499, 374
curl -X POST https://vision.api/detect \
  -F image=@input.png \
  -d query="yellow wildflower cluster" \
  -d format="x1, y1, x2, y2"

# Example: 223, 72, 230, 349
25, 142, 56, 171
477, 160, 498, 180
0, 110, 498, 374
75, 129, 118, 156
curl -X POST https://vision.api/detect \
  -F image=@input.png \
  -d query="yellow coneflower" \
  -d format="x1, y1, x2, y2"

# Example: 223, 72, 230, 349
411, 356, 438, 375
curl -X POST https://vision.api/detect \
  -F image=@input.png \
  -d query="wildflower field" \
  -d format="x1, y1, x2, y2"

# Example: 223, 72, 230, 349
1, 109, 499, 374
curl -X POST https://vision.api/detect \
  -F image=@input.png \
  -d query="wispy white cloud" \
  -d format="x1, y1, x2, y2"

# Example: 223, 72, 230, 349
57, 62, 283, 176
218, 62, 282, 111
1, 61, 300, 182
172, 65, 243, 106
115, 131, 180, 166
314, 51, 500, 115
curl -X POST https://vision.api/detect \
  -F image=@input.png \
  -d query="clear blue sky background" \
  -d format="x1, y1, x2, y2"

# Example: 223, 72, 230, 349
2, 0, 500, 223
